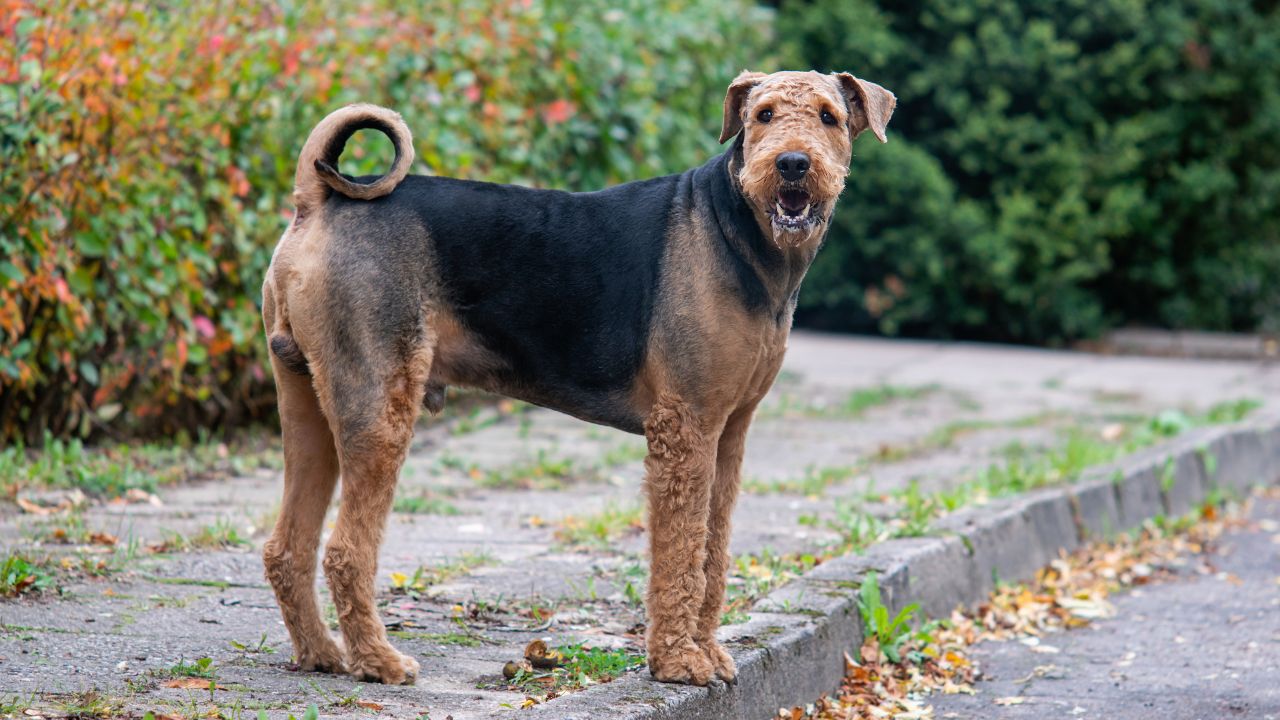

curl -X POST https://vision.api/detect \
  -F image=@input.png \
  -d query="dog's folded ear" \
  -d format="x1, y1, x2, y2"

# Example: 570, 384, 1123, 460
835, 73, 896, 143
719, 70, 767, 144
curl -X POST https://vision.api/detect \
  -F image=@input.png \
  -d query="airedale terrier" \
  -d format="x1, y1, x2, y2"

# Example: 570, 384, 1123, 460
260, 70, 894, 686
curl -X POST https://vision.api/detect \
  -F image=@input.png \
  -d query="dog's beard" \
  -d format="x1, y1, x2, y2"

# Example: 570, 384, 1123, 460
739, 169, 842, 248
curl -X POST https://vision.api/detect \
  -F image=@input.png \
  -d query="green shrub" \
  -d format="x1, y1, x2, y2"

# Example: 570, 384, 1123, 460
0, 0, 771, 444
782, 0, 1280, 344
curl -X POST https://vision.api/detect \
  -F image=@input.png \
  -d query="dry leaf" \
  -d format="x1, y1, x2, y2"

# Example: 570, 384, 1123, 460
163, 678, 213, 689
995, 696, 1028, 706
124, 488, 163, 506
356, 701, 382, 711
1100, 423, 1126, 441
524, 638, 565, 669
16, 498, 57, 515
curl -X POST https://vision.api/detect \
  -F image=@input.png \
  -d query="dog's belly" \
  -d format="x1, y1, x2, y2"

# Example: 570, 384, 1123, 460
429, 314, 648, 435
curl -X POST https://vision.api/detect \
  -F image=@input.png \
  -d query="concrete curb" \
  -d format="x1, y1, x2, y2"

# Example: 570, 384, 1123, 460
527, 414, 1280, 720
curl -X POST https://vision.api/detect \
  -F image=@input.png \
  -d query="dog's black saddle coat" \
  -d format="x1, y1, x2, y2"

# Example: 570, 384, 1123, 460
319, 145, 771, 434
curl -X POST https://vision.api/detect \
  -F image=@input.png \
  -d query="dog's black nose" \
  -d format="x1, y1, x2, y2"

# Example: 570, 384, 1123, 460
775, 152, 810, 182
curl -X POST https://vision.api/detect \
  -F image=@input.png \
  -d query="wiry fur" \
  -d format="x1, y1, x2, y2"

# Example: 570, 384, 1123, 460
727, 70, 895, 248
260, 72, 894, 687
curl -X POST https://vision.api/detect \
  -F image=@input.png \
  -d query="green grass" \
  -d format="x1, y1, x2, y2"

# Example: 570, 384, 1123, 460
825, 501, 890, 552
389, 550, 495, 596
553, 503, 643, 549
387, 628, 491, 647
26, 511, 104, 545
158, 518, 251, 551
0, 553, 57, 596
150, 576, 231, 589
500, 644, 645, 694
6, 525, 141, 588
744, 464, 861, 496
159, 656, 217, 679
600, 441, 647, 468
819, 399, 1265, 552
743, 412, 1067, 497
722, 547, 819, 622
857, 571, 931, 663
392, 492, 461, 516
840, 384, 938, 417
0, 431, 280, 499
0, 694, 36, 715
229, 632, 277, 655
54, 691, 124, 719
479, 449, 588, 490
759, 384, 938, 420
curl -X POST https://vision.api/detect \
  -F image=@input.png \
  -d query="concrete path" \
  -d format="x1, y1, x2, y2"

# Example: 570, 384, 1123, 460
2, 332, 1278, 718
929, 496, 1280, 720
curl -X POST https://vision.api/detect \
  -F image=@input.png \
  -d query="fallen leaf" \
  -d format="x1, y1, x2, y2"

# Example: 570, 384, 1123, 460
524, 638, 565, 669
16, 498, 57, 515
356, 701, 382, 711
163, 678, 213, 689
995, 696, 1028, 706
124, 488, 162, 506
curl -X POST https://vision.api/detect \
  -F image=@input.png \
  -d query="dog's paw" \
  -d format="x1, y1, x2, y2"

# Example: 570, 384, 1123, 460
348, 646, 420, 685
648, 640, 715, 685
297, 640, 347, 674
703, 641, 737, 684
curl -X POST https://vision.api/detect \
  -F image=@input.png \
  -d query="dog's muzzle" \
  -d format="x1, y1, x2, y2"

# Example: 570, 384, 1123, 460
768, 185, 822, 233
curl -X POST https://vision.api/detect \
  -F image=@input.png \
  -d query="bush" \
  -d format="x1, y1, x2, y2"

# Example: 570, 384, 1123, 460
0, 0, 770, 444
782, 0, 1280, 343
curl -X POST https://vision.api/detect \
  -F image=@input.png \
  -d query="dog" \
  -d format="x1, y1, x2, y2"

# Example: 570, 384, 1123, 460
259, 69, 894, 686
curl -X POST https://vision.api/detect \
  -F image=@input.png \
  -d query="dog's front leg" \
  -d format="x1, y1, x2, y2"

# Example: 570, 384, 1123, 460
693, 403, 756, 683
643, 393, 718, 685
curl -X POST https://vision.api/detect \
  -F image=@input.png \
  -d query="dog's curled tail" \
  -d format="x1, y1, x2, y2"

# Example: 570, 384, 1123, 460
293, 103, 414, 217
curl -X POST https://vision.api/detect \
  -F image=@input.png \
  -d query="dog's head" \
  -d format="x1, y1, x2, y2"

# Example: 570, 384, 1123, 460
720, 70, 895, 247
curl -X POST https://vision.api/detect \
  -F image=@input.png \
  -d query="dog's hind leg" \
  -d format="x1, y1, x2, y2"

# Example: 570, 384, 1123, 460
322, 342, 432, 685
643, 393, 721, 685
261, 356, 345, 673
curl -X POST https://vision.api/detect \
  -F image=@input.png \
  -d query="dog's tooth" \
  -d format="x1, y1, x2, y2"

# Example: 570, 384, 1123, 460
802, 203, 810, 216
776, 201, 785, 216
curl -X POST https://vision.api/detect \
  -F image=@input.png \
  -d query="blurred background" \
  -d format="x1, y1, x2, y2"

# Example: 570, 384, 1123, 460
1, 0, 1277, 446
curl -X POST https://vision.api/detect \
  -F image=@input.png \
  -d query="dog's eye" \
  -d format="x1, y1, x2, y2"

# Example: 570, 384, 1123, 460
756, 108, 773, 123
820, 110, 838, 126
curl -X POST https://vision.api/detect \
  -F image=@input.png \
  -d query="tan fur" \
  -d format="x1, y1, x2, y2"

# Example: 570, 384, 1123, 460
262, 70, 892, 687
261, 284, 345, 674
642, 392, 719, 684
321, 337, 432, 684
727, 70, 895, 248
262, 219, 431, 683
294, 104, 415, 219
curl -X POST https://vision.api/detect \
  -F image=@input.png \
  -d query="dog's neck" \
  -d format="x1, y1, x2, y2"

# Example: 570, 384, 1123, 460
701, 141, 826, 322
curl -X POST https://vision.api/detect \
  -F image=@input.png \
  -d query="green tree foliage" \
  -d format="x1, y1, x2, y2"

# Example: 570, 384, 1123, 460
0, 0, 770, 444
782, 0, 1280, 343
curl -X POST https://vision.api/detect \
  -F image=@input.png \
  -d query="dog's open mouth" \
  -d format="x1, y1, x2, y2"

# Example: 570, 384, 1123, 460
768, 187, 821, 232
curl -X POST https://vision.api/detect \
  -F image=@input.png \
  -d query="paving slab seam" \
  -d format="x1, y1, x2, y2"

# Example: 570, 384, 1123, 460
526, 415, 1280, 720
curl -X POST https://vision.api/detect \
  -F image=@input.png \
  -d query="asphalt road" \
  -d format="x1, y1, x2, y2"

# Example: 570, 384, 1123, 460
929, 497, 1280, 720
